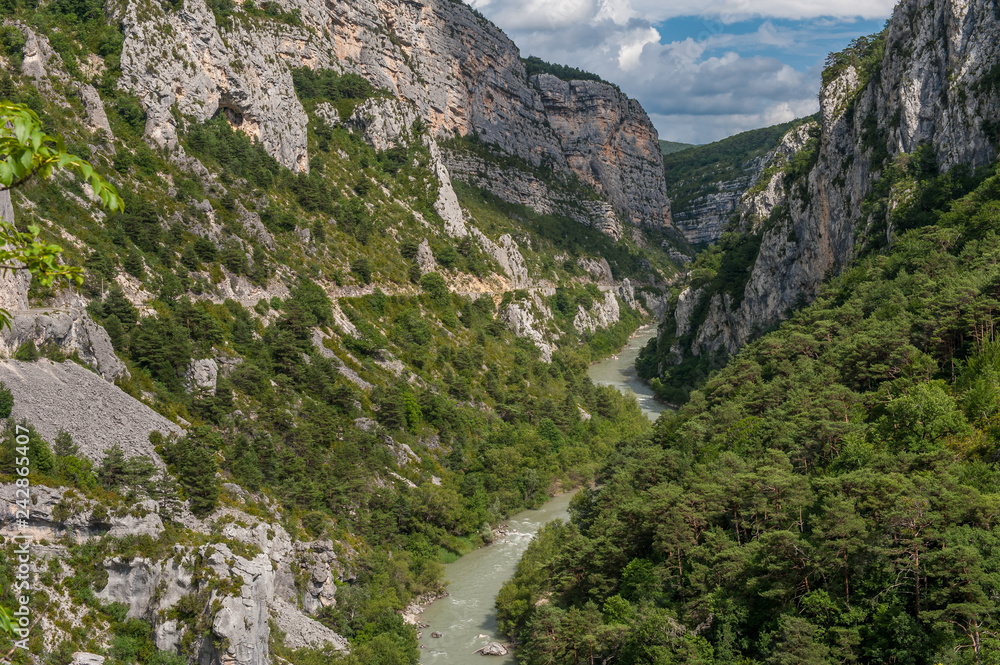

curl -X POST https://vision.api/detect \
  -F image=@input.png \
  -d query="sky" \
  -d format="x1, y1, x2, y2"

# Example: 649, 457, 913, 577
466, 0, 897, 144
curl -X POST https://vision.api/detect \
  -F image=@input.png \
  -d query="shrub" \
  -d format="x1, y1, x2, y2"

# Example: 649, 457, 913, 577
0, 381, 12, 418
14, 341, 38, 362
420, 272, 448, 302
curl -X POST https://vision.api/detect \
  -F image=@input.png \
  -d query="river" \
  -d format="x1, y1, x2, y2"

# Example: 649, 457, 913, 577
586, 325, 665, 421
418, 325, 667, 663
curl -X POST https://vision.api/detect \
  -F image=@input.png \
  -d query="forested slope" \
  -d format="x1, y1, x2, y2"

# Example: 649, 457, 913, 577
0, 0, 677, 660
497, 164, 1000, 663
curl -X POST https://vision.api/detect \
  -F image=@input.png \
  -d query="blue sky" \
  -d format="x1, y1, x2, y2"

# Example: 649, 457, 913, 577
468, 1, 895, 143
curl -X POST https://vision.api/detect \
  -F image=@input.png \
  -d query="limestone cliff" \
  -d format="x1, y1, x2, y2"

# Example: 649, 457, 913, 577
670, 0, 1000, 362
108, 0, 671, 230
532, 74, 672, 229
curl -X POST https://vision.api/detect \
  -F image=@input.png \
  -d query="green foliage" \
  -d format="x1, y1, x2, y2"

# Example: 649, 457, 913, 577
783, 128, 821, 187
0, 381, 12, 418
419, 272, 448, 302
822, 29, 887, 88
159, 428, 220, 516
130, 315, 194, 393
659, 140, 698, 156
292, 69, 375, 104
184, 115, 282, 189
291, 68, 376, 119
13, 340, 38, 361
0, 420, 54, 476
241, 0, 302, 25
522, 56, 612, 87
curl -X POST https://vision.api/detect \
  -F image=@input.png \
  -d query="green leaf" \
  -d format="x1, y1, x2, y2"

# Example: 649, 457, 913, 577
0, 605, 14, 634
13, 117, 29, 145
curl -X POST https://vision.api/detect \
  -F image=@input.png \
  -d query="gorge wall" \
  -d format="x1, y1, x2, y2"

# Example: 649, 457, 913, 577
668, 0, 1000, 362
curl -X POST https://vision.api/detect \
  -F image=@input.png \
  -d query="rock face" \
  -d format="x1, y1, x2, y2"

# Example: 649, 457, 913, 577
500, 300, 554, 362
447, 152, 626, 240
573, 291, 620, 335
676, 0, 1000, 360
471, 230, 529, 289
111, 0, 671, 227
185, 358, 219, 393
1, 308, 127, 380
112, 0, 334, 170
533, 74, 672, 229
672, 173, 760, 245
416, 240, 437, 274
78, 84, 114, 139
0, 360, 181, 465
0, 485, 163, 541
98, 545, 278, 665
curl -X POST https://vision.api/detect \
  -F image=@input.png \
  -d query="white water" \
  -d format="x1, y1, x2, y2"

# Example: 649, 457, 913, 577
417, 326, 666, 663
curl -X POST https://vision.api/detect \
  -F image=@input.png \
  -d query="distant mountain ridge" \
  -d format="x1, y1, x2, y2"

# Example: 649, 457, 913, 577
659, 140, 698, 155
663, 120, 802, 245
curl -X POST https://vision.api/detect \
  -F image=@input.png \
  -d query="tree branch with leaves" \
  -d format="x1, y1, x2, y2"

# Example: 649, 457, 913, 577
0, 100, 123, 329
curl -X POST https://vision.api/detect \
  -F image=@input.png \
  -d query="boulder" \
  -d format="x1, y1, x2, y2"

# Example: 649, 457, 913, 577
416, 240, 437, 274
480, 642, 508, 656
71, 654, 106, 665
184, 358, 219, 393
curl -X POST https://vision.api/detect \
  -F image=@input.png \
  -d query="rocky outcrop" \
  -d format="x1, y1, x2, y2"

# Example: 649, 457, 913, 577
185, 358, 219, 393
348, 97, 471, 238
113, 0, 335, 170
0, 485, 164, 541
446, 152, 626, 240
740, 123, 818, 230
675, 0, 1000, 360
416, 240, 437, 274
533, 74, 672, 230
470, 229, 529, 288
573, 291, 620, 334
672, 175, 759, 245
78, 84, 114, 139
0, 359, 181, 464
13, 22, 68, 94
98, 545, 279, 665
348, 97, 421, 152
1, 308, 127, 380
500, 299, 554, 362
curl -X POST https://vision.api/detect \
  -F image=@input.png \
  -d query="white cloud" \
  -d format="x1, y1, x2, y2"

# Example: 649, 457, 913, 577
616, 26, 660, 70
595, 0, 636, 25
627, 0, 896, 22
470, 0, 596, 30
469, 0, 892, 142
